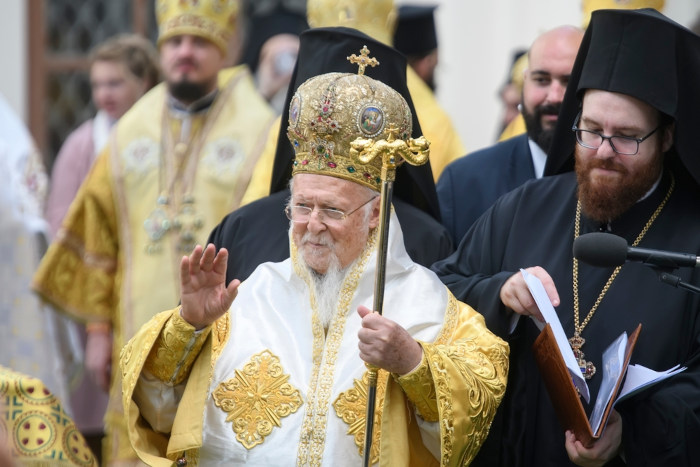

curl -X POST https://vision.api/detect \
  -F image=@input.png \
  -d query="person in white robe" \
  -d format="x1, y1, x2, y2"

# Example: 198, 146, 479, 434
121, 54, 509, 466
0, 93, 81, 412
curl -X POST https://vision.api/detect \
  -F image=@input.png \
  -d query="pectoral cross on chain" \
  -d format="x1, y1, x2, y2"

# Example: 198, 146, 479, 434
569, 334, 597, 380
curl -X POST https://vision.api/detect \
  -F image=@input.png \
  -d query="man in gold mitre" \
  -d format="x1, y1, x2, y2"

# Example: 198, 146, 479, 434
32, 0, 276, 464
120, 46, 508, 466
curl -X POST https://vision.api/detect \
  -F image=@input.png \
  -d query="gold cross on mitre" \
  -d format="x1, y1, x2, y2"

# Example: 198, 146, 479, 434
347, 46, 379, 75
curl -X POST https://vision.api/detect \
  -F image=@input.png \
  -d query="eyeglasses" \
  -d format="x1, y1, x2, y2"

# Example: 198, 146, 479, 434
571, 111, 661, 155
285, 196, 378, 224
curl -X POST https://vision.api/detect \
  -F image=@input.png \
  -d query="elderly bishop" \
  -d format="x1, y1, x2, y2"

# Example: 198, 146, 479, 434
121, 50, 508, 466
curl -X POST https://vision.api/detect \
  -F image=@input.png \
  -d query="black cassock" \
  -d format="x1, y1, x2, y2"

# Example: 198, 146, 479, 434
433, 164, 700, 466
208, 188, 453, 284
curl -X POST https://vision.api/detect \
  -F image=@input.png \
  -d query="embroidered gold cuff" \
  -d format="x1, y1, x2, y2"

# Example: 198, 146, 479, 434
394, 343, 439, 422
144, 308, 211, 385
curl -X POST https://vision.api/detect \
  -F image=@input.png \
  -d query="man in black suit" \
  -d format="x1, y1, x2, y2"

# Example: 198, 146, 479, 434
437, 25, 583, 244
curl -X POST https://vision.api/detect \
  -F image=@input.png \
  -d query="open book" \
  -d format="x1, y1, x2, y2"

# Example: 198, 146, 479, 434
521, 269, 686, 446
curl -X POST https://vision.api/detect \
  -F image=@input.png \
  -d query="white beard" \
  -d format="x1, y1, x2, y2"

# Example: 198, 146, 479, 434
308, 256, 346, 330
295, 229, 349, 330
289, 200, 373, 329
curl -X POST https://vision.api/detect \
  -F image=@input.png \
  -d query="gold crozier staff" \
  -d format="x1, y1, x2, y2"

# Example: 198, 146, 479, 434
347, 45, 431, 467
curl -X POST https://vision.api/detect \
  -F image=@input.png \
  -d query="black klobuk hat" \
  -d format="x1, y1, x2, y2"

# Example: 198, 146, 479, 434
393, 5, 438, 57
270, 26, 440, 220
545, 8, 700, 185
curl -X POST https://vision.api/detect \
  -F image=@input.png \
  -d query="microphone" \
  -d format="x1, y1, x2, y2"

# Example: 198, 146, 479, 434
573, 232, 700, 269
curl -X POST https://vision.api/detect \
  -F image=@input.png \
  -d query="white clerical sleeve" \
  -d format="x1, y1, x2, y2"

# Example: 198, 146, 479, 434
132, 309, 212, 433
133, 371, 186, 433
416, 417, 441, 459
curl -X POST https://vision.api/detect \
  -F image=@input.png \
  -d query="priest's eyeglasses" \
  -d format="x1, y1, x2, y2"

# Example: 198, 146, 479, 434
572, 111, 661, 155
285, 196, 378, 224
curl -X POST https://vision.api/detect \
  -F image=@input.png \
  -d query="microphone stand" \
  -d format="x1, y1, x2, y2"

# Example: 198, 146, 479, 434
653, 267, 700, 294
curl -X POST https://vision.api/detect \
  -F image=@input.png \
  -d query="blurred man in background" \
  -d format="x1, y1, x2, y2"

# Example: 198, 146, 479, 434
33, 0, 275, 464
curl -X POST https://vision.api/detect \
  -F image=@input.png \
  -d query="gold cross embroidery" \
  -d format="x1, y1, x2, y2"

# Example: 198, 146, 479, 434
347, 46, 379, 75
212, 350, 303, 449
333, 369, 388, 464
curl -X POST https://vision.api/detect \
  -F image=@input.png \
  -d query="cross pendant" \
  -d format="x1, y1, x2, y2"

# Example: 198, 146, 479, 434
568, 334, 596, 379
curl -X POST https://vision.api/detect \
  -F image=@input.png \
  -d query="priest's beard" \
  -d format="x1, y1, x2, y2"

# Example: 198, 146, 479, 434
575, 143, 664, 223
522, 101, 561, 154
168, 79, 212, 103
296, 232, 350, 330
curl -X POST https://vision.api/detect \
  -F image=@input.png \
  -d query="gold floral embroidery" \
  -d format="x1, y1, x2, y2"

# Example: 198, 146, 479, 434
211, 312, 230, 362
144, 309, 211, 384
423, 296, 509, 466
431, 337, 506, 465
389, 292, 459, 426
120, 309, 171, 407
212, 350, 303, 449
333, 369, 389, 465
435, 292, 459, 345
395, 351, 439, 422
429, 355, 455, 466
210, 312, 231, 393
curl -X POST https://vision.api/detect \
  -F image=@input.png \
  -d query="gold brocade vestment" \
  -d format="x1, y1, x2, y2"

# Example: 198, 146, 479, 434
0, 366, 99, 466
120, 212, 509, 466
33, 65, 275, 464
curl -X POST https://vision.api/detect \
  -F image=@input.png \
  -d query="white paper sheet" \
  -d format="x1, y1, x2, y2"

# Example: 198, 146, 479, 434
521, 269, 590, 402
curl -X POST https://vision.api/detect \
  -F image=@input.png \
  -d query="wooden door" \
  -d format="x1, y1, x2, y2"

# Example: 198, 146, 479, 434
27, 0, 157, 171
